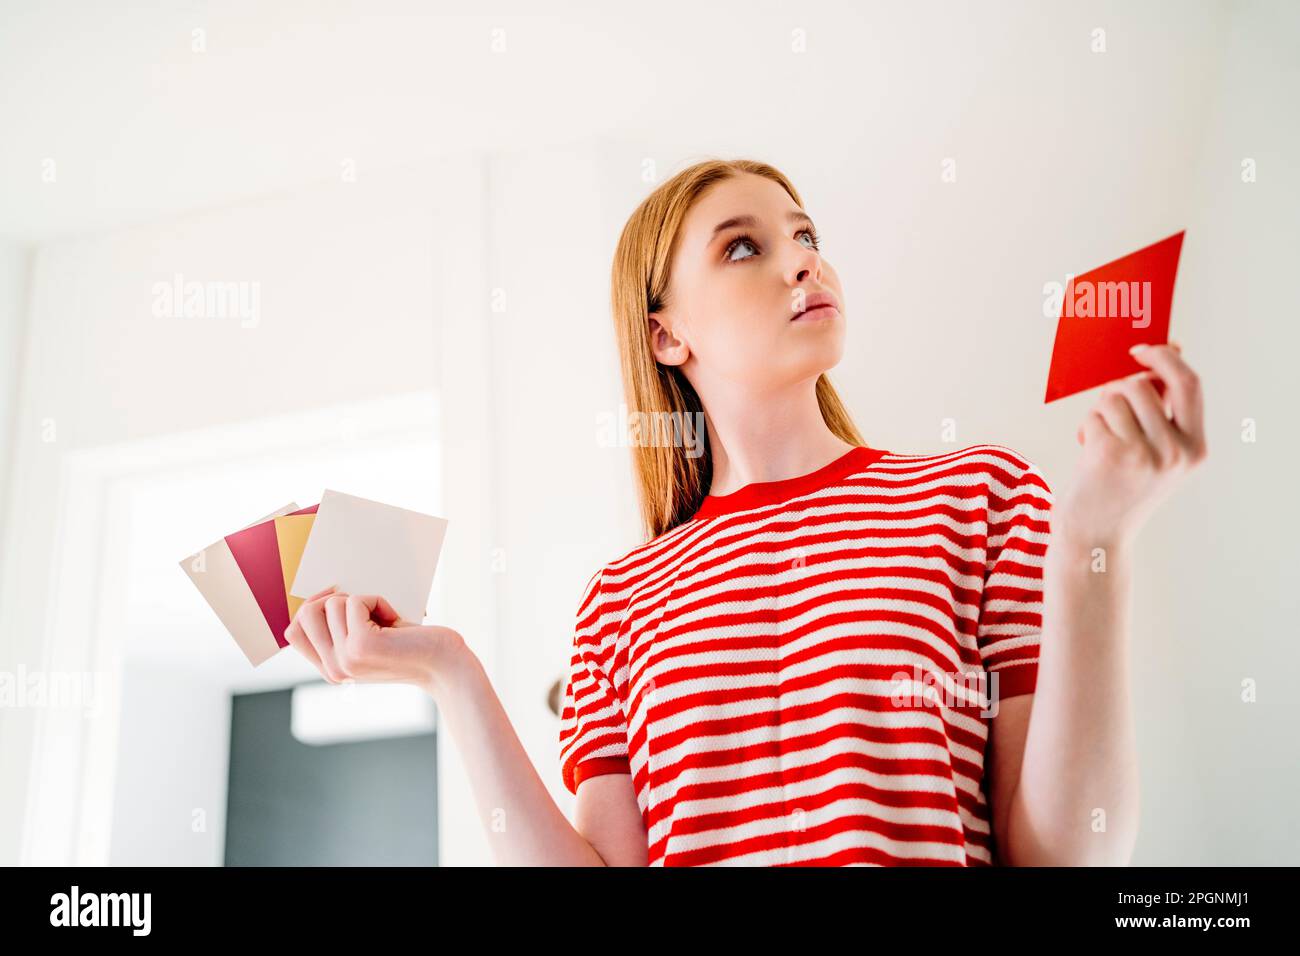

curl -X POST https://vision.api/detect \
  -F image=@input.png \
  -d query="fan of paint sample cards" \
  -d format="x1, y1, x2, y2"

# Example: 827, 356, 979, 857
180, 491, 449, 666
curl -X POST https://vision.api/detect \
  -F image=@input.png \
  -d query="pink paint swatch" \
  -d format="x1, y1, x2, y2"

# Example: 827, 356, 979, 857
225, 504, 318, 647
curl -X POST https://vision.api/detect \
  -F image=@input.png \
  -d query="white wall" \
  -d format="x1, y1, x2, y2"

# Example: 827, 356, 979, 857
0, 239, 32, 603
0, 242, 33, 866
485, 148, 642, 815
1127, 0, 1300, 863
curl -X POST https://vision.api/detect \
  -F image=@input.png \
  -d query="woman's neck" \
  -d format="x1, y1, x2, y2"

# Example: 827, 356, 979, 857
701, 377, 858, 497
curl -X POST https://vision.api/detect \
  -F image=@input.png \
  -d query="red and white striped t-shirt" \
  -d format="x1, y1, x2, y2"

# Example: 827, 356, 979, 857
558, 443, 1053, 866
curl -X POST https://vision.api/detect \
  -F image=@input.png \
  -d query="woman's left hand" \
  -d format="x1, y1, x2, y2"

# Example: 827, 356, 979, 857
1054, 342, 1209, 551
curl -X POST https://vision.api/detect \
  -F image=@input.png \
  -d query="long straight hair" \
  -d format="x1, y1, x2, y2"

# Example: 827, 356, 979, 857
610, 158, 867, 542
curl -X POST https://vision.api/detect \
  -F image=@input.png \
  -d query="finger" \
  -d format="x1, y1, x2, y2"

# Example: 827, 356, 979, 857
283, 618, 325, 672
347, 594, 406, 633
1081, 408, 1112, 446
1158, 342, 1181, 412
289, 585, 339, 629
1118, 373, 1180, 464
1128, 344, 1204, 447
1148, 343, 1178, 411
324, 594, 349, 641
1095, 388, 1145, 444
1117, 366, 1171, 415
299, 598, 346, 682
372, 595, 408, 627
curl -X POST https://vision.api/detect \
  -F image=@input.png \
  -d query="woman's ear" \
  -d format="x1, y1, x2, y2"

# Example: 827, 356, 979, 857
648, 313, 689, 367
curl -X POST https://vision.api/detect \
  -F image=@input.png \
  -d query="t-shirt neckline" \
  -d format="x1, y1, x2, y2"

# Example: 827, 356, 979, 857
692, 445, 889, 520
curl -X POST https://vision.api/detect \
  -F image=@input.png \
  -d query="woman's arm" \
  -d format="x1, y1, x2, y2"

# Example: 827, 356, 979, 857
284, 589, 647, 865
427, 646, 649, 866
991, 342, 1207, 866
994, 529, 1139, 866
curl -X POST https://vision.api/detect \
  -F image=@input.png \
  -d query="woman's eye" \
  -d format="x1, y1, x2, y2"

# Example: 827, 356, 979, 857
725, 229, 820, 263
725, 237, 758, 262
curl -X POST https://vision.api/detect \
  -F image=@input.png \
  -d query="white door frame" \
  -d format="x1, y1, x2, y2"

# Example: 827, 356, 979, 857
15, 153, 500, 866
18, 390, 500, 865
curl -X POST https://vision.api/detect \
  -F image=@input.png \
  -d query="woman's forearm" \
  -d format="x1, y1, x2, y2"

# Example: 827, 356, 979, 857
1002, 528, 1141, 866
425, 647, 608, 866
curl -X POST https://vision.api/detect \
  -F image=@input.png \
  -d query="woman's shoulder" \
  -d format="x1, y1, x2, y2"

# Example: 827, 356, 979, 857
878, 447, 1040, 473
578, 519, 699, 602
878, 443, 1051, 489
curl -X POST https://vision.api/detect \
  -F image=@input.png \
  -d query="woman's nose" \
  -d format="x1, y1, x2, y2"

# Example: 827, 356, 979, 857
788, 241, 821, 285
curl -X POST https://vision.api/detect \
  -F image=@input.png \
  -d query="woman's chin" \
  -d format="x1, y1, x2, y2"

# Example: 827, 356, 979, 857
783, 344, 846, 382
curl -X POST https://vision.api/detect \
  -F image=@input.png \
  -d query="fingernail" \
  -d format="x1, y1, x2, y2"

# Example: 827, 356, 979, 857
1129, 344, 1149, 354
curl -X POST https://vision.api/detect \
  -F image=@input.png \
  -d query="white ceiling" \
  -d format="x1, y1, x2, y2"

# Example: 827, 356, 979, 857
0, 0, 1236, 243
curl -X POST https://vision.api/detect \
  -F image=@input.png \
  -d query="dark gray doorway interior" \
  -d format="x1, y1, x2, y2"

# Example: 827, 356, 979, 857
224, 684, 438, 865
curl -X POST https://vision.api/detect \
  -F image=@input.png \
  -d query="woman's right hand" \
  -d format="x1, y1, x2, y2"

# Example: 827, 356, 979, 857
284, 585, 469, 697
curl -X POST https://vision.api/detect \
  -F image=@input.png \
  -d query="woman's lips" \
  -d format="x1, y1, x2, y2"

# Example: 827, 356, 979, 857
791, 304, 839, 322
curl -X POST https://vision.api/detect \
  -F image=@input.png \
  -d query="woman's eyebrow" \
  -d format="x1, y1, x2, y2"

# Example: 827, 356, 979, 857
708, 210, 815, 243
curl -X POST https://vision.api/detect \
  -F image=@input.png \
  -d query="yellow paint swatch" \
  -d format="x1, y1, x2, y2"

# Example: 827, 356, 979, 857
274, 513, 317, 620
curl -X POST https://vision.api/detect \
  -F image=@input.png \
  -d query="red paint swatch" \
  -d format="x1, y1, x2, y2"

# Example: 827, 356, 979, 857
1044, 230, 1185, 403
225, 504, 318, 648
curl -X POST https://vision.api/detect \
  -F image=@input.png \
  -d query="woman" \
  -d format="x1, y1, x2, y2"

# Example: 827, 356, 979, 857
285, 158, 1207, 866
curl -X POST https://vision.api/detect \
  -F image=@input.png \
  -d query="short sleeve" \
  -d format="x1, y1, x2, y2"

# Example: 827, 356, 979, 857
558, 569, 632, 795
976, 450, 1054, 701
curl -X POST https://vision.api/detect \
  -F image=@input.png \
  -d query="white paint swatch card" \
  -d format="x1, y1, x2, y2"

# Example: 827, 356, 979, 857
288, 489, 449, 624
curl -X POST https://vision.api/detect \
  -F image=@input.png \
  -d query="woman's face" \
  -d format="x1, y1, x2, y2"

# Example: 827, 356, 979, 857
649, 173, 846, 391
